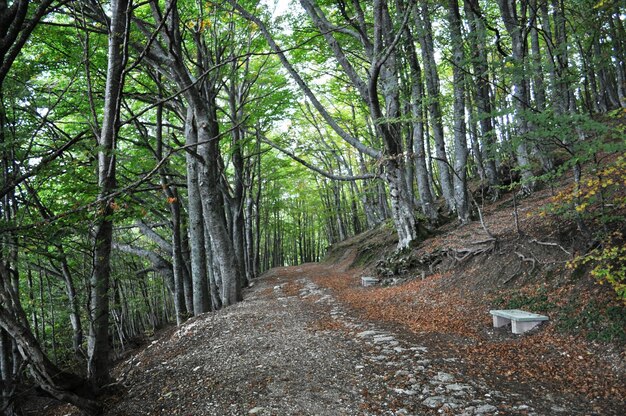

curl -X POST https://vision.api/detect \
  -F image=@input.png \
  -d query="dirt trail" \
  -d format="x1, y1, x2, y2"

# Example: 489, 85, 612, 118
54, 250, 619, 416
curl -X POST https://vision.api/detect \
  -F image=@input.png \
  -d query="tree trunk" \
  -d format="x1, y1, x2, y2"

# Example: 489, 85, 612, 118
415, 2, 455, 212
0, 327, 14, 415
609, 11, 626, 108
447, 0, 470, 223
88, 0, 129, 388
195, 105, 242, 306
185, 108, 210, 315
497, 0, 535, 193
403, 17, 437, 221
1, 263, 98, 413
226, 74, 249, 287
465, 0, 499, 198
155, 92, 187, 324
530, 0, 547, 112
58, 253, 83, 355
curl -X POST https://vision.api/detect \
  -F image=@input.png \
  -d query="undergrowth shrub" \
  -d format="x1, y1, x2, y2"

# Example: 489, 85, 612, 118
546, 152, 626, 301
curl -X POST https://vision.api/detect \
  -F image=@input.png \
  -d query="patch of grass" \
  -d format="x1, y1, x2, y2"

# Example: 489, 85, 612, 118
498, 286, 626, 342
556, 302, 626, 342
352, 246, 376, 267
502, 286, 557, 312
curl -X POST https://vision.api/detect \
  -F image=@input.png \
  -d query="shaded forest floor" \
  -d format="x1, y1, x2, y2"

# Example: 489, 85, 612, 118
41, 185, 625, 415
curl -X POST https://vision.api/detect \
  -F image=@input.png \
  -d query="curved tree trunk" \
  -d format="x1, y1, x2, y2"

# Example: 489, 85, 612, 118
1, 264, 98, 414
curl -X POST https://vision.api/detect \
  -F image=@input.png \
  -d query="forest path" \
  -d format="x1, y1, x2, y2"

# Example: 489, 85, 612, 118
95, 256, 611, 416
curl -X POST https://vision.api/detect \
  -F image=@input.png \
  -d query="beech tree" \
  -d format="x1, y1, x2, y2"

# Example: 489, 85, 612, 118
87, 0, 130, 389
230, 0, 429, 249
0, 0, 625, 412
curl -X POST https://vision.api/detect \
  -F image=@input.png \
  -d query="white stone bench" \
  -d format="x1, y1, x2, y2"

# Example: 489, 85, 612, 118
489, 309, 549, 334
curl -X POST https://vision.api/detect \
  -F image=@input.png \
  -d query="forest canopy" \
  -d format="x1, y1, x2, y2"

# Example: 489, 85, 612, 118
0, 0, 625, 414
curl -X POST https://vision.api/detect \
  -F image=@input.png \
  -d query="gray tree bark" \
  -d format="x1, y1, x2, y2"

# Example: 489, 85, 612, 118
610, 10, 626, 108
226, 72, 250, 287
464, 0, 498, 194
414, 2, 455, 212
447, 0, 470, 223
402, 9, 437, 221
184, 108, 210, 315
0, 263, 98, 413
88, 0, 129, 390
497, 0, 535, 193
155, 87, 187, 324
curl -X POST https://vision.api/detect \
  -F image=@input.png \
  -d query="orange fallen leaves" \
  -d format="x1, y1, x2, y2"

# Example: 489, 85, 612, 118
313, 268, 625, 402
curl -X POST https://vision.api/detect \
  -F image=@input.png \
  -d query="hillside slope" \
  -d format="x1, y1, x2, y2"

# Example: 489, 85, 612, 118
321, 181, 625, 410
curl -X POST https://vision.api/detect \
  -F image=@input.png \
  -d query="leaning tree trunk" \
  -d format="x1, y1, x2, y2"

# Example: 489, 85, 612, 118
0, 263, 98, 413
88, 0, 129, 389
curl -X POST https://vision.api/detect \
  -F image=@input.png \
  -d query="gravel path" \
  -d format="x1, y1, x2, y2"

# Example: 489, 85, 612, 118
100, 263, 617, 416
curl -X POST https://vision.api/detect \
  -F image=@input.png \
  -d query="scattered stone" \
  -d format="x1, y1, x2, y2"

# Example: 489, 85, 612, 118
446, 383, 472, 393
373, 335, 395, 343
474, 404, 498, 414
433, 372, 455, 383
439, 403, 459, 413
422, 395, 446, 408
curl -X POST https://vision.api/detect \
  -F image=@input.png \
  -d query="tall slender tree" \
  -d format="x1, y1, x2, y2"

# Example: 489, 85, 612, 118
88, 0, 130, 388
447, 0, 470, 223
